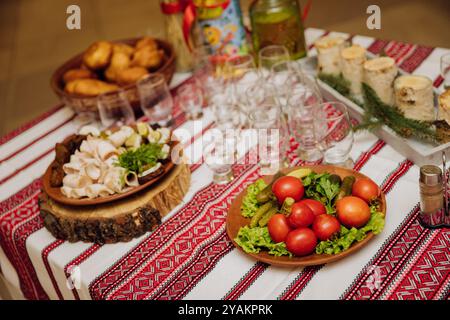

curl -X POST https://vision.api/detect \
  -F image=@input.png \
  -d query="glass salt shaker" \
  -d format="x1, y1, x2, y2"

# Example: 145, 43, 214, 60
419, 165, 445, 228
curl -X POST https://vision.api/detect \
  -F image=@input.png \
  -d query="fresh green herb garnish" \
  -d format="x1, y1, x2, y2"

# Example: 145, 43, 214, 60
241, 179, 268, 218
235, 226, 292, 257
117, 143, 164, 174
302, 172, 341, 214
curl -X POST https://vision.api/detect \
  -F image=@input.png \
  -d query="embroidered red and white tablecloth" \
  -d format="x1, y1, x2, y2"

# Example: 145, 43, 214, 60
0, 28, 449, 300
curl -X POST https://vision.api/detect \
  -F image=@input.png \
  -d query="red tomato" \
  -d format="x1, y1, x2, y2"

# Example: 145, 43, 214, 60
285, 228, 318, 257
312, 214, 341, 241
288, 202, 315, 228
299, 199, 327, 216
336, 196, 371, 228
352, 178, 380, 203
268, 214, 292, 243
272, 176, 304, 204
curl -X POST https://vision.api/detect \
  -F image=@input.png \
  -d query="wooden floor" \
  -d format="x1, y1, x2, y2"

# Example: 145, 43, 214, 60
0, 0, 449, 136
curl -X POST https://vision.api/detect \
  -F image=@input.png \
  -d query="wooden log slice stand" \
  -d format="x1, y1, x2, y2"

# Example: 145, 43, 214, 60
39, 163, 191, 244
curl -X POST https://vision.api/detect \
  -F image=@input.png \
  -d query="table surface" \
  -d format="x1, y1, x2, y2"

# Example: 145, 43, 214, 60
0, 28, 449, 300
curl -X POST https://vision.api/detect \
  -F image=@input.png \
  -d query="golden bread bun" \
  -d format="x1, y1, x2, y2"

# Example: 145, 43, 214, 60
116, 67, 149, 86
63, 68, 97, 84
105, 52, 131, 82
113, 43, 134, 57
131, 47, 164, 69
135, 37, 158, 51
83, 41, 113, 70
65, 79, 119, 96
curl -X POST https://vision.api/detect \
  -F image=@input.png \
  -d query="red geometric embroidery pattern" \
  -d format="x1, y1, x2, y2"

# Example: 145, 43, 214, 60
103, 165, 260, 300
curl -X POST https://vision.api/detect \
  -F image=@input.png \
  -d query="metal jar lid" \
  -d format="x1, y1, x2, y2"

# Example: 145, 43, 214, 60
420, 165, 443, 186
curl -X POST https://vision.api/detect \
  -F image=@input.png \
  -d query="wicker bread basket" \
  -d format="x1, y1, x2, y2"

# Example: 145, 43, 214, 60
50, 38, 176, 115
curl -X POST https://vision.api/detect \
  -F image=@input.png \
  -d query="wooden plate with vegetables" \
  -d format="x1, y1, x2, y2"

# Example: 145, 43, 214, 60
226, 165, 386, 267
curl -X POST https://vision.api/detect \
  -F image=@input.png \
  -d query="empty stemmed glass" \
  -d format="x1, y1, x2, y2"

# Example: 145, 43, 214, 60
177, 82, 204, 120
228, 67, 262, 128
192, 45, 226, 104
225, 54, 257, 77
245, 83, 278, 110
249, 104, 289, 174
288, 102, 323, 164
314, 102, 354, 168
211, 87, 240, 130
259, 45, 290, 77
97, 89, 135, 129
137, 73, 174, 127
202, 129, 236, 185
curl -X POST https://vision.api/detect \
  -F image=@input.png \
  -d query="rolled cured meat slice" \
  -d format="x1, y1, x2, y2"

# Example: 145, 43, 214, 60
85, 163, 102, 181
124, 171, 139, 187
96, 140, 118, 161
85, 184, 114, 199
62, 174, 91, 189
103, 167, 127, 193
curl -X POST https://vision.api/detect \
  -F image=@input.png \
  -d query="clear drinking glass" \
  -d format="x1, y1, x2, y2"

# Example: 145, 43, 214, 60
211, 86, 240, 130
137, 73, 173, 127
202, 129, 236, 185
97, 89, 135, 129
441, 53, 450, 90
245, 83, 278, 110
288, 100, 323, 164
259, 45, 290, 75
314, 102, 354, 168
177, 82, 204, 120
229, 68, 262, 128
249, 104, 289, 174
225, 54, 257, 77
192, 45, 227, 104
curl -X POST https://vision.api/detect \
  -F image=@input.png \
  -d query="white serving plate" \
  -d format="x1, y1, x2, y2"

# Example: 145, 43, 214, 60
298, 56, 450, 167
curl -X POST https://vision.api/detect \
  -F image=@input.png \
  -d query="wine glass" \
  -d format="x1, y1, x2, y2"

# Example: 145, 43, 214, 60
249, 104, 289, 174
314, 102, 354, 168
202, 129, 236, 185
228, 68, 262, 128
137, 73, 173, 127
244, 83, 279, 111
177, 82, 204, 120
441, 53, 450, 90
259, 45, 290, 76
288, 100, 323, 164
192, 45, 226, 104
210, 86, 240, 130
97, 89, 135, 129
225, 54, 257, 77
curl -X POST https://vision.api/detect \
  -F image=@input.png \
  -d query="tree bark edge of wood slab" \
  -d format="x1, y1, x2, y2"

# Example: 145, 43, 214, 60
39, 163, 191, 244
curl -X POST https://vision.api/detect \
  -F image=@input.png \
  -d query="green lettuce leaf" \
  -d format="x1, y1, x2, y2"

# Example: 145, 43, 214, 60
240, 179, 268, 218
235, 226, 292, 257
315, 211, 385, 255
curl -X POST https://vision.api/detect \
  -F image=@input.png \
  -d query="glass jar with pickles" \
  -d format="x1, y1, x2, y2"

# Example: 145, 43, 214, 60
249, 0, 307, 60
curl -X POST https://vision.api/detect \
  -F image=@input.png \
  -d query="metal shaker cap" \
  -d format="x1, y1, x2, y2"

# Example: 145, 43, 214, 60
420, 165, 443, 186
